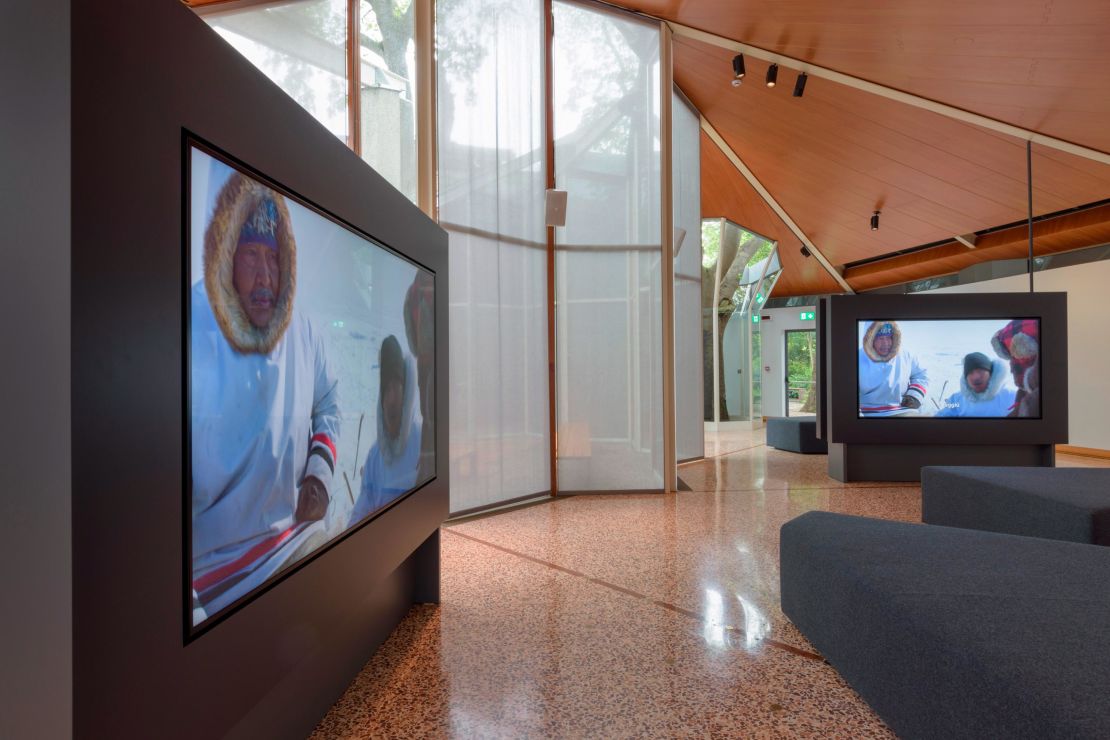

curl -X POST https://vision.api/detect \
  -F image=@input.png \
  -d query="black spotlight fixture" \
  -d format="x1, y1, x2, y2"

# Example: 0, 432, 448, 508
800, 245, 812, 258
793, 72, 808, 97
870, 211, 881, 231
765, 63, 778, 87
731, 54, 746, 87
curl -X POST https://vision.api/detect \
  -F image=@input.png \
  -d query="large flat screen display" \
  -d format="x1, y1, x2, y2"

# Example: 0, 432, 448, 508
187, 141, 435, 630
857, 318, 1040, 419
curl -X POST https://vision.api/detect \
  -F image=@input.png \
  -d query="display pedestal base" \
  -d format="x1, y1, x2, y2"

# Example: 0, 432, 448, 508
827, 443, 1054, 482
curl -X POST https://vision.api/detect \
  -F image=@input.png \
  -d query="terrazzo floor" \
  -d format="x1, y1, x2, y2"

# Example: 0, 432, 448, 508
310, 433, 1107, 739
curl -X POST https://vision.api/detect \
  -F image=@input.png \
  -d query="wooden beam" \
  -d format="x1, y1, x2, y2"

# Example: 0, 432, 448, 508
415, 0, 437, 218
700, 117, 854, 294
660, 21, 677, 493
346, 0, 360, 156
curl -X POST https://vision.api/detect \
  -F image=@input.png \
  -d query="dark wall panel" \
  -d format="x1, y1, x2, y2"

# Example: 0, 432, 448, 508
0, 1, 73, 737
71, 1, 448, 737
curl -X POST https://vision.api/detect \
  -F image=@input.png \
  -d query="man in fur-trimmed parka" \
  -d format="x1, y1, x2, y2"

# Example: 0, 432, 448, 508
190, 173, 340, 623
935, 352, 1016, 418
858, 321, 929, 417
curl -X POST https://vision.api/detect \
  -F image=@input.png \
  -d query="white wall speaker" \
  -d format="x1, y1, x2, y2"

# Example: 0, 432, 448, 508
545, 189, 568, 227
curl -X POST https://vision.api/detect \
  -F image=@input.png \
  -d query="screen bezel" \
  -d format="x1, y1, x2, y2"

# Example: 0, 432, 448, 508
825, 292, 1067, 446
183, 132, 437, 641
853, 316, 1043, 420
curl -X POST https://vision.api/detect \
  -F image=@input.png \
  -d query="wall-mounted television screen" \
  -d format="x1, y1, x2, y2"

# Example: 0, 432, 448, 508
857, 318, 1040, 419
187, 140, 435, 630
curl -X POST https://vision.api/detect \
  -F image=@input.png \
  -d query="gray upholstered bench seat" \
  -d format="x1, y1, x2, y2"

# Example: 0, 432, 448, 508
780, 511, 1110, 739
765, 416, 827, 454
922, 466, 1110, 545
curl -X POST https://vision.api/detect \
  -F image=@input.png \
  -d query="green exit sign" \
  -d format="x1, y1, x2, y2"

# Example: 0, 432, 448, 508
751, 314, 760, 323
800, 311, 815, 321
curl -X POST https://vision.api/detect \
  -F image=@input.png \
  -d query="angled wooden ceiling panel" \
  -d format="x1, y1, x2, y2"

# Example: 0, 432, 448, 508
613, 0, 1110, 153
700, 130, 843, 297
672, 36, 1110, 282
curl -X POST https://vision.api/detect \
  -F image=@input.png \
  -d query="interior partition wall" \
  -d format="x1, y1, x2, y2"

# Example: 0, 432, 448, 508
552, 1, 664, 492
672, 89, 704, 462
437, 0, 551, 513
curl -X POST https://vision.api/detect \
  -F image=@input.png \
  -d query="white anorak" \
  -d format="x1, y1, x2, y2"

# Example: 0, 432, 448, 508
190, 284, 340, 615
857, 321, 929, 417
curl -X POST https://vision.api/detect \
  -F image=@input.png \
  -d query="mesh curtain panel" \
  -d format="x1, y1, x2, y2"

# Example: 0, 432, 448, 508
437, 0, 551, 513
552, 2, 664, 491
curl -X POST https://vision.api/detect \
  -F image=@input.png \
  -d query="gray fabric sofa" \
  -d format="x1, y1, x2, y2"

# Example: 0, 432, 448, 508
780, 511, 1110, 739
922, 466, 1110, 545
765, 416, 827, 454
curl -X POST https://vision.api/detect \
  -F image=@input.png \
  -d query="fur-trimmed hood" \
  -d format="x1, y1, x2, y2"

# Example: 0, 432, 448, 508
862, 321, 902, 362
961, 358, 1009, 402
204, 173, 296, 354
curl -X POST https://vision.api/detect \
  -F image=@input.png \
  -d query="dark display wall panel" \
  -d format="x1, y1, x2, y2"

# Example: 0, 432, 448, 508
70, 1, 448, 737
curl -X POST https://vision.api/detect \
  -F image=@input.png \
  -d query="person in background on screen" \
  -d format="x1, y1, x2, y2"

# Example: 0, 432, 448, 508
935, 352, 1016, 418
404, 271, 435, 483
858, 320, 929, 417
190, 174, 340, 624
992, 319, 1040, 417
351, 335, 422, 522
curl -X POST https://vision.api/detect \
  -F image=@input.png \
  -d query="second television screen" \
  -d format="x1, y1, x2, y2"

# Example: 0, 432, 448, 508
857, 318, 1040, 419
188, 142, 435, 629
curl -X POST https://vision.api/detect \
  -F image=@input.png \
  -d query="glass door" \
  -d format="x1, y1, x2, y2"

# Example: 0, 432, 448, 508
784, 329, 817, 417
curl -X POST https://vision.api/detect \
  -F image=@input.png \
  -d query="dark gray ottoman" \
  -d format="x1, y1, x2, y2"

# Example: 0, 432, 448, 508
781, 511, 1110, 740
765, 416, 827, 454
922, 466, 1110, 545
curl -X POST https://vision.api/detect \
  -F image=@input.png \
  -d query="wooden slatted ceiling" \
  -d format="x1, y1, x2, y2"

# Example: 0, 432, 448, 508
701, 130, 844, 297
611, 0, 1110, 154
674, 36, 1110, 281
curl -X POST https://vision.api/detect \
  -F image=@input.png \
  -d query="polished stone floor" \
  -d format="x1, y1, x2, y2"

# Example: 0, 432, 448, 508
311, 433, 1108, 738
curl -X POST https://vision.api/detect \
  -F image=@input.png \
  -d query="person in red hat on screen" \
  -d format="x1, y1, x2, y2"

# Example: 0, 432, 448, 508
992, 319, 1040, 418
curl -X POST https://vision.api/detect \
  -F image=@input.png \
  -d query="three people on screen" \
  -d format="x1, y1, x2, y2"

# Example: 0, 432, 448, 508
189, 166, 434, 627
857, 318, 1039, 419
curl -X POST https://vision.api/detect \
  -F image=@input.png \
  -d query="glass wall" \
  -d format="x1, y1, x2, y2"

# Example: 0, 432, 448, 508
552, 1, 663, 491
358, 0, 417, 202
437, 0, 551, 512
204, 0, 349, 141
200, 0, 418, 202
703, 218, 778, 423
672, 90, 704, 462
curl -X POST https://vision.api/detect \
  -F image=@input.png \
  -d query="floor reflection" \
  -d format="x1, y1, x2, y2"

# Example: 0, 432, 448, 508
312, 430, 1109, 738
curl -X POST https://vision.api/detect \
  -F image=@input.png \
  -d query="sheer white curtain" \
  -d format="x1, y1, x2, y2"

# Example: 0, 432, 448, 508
437, 0, 551, 513
553, 2, 663, 491
672, 90, 704, 462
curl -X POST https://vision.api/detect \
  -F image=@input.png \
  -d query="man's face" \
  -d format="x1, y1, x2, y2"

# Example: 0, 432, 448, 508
233, 241, 280, 329
967, 367, 991, 393
382, 377, 404, 439
873, 334, 893, 357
